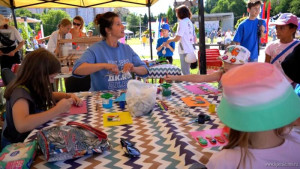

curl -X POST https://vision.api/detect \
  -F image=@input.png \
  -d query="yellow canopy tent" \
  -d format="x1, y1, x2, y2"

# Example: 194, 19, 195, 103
0, 0, 159, 58
0, 0, 208, 73
0, 0, 159, 8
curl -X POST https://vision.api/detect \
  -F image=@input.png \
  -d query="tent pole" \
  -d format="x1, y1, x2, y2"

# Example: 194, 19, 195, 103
198, 0, 206, 74
10, 0, 18, 29
147, 0, 153, 60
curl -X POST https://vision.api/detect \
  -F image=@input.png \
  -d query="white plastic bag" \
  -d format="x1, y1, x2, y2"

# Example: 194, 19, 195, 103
185, 51, 197, 63
126, 80, 157, 117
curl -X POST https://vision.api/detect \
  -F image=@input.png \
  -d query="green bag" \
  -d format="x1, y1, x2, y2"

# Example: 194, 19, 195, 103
0, 141, 37, 169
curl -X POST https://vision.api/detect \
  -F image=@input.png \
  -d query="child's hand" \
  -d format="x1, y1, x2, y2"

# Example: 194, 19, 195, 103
260, 25, 265, 33
69, 93, 83, 107
164, 75, 177, 81
56, 98, 73, 114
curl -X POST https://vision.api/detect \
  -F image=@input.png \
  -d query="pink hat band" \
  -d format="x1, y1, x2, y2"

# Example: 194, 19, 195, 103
222, 63, 291, 106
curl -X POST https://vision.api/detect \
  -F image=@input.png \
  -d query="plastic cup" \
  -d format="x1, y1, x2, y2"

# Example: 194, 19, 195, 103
161, 83, 172, 97
119, 101, 126, 109
101, 93, 113, 109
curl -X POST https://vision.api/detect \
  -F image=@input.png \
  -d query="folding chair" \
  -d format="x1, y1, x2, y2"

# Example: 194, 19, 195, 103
1, 68, 16, 86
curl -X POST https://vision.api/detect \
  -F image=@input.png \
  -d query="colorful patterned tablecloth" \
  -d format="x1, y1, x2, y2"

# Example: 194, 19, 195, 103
148, 64, 182, 79
26, 82, 224, 169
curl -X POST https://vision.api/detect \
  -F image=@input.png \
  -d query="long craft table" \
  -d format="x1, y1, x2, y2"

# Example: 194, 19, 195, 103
26, 82, 224, 169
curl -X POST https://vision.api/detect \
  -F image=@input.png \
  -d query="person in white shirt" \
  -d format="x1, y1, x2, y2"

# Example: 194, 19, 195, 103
0, 14, 24, 70
47, 18, 72, 57
166, 5, 197, 75
224, 29, 232, 45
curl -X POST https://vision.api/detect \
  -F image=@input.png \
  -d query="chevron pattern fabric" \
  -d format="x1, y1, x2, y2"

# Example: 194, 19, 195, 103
25, 82, 223, 169
148, 64, 182, 79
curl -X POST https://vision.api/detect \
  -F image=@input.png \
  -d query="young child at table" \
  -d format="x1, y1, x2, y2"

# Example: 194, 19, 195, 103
156, 24, 175, 64
265, 13, 299, 81
164, 45, 250, 84
1, 48, 82, 150
206, 63, 300, 169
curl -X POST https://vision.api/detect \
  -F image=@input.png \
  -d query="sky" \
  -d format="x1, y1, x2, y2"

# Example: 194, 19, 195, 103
126, 0, 175, 16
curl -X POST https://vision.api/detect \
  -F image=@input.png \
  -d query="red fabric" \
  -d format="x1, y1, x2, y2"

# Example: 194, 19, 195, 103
262, 2, 266, 19
265, 1, 271, 43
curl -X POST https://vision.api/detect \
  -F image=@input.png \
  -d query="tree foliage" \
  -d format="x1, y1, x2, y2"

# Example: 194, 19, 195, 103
211, 0, 246, 23
114, 8, 130, 22
142, 14, 148, 27
41, 10, 71, 37
205, 0, 219, 13
166, 6, 177, 26
270, 0, 300, 16
126, 13, 139, 35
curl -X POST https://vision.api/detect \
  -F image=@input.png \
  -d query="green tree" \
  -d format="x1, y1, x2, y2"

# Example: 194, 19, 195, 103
167, 6, 177, 25
126, 13, 139, 35
205, 0, 219, 13
289, 0, 300, 16
114, 8, 130, 22
142, 14, 148, 27
15, 9, 32, 18
41, 9, 71, 37
270, 0, 300, 16
211, 0, 246, 23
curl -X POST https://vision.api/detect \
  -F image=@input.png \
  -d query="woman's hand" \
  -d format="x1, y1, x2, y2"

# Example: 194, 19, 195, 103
55, 98, 73, 114
123, 63, 134, 73
69, 93, 83, 106
105, 63, 119, 74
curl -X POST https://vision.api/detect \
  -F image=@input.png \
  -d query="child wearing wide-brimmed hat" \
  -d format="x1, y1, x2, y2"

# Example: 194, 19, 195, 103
164, 45, 250, 84
206, 63, 300, 169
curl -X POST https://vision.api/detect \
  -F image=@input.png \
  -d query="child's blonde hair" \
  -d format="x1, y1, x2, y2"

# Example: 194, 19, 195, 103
224, 125, 292, 168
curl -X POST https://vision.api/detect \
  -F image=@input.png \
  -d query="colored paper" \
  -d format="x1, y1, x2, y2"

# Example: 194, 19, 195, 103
103, 112, 133, 127
114, 93, 126, 102
190, 127, 230, 148
181, 96, 210, 107
62, 101, 88, 116
184, 84, 219, 95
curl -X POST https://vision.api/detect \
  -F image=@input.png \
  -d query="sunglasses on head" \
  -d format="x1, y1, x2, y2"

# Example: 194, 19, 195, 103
73, 22, 81, 26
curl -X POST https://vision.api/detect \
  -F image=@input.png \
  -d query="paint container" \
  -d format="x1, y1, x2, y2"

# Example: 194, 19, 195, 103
101, 93, 113, 109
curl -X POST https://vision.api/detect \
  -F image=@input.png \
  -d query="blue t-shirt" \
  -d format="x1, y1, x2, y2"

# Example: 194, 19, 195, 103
233, 18, 266, 62
156, 37, 175, 57
72, 40, 148, 91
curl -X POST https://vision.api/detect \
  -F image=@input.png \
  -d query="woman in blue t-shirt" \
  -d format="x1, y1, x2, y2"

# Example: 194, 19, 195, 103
72, 12, 148, 91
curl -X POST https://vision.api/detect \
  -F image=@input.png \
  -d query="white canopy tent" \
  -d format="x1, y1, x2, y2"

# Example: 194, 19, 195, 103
16, 17, 44, 38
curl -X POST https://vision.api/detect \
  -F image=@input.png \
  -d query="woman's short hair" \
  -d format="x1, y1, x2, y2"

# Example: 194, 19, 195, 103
73, 15, 85, 30
97, 12, 119, 38
176, 5, 192, 19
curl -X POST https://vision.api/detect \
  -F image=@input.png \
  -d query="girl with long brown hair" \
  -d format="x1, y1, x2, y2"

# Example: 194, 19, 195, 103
1, 48, 82, 149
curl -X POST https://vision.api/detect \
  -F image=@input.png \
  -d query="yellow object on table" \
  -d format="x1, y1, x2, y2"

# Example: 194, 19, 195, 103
208, 104, 216, 113
103, 112, 133, 127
